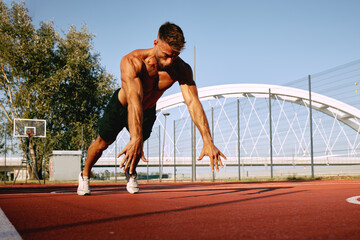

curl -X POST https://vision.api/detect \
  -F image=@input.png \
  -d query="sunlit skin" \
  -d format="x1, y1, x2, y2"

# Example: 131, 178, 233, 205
118, 38, 180, 109
82, 37, 226, 177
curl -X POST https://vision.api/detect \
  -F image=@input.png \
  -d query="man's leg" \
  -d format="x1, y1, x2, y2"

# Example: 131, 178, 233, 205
82, 136, 113, 177
77, 136, 112, 195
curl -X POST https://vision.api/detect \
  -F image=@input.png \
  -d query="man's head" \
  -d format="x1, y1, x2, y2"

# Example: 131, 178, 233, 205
158, 22, 185, 53
154, 22, 185, 69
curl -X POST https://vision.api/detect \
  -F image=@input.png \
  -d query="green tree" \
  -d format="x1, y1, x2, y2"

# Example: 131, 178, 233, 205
104, 169, 110, 179
0, 1, 117, 179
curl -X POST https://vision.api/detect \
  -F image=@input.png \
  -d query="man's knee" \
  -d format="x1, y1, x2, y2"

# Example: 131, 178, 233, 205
93, 136, 113, 151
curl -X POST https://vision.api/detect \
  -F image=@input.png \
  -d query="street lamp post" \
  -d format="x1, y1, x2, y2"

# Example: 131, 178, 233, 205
160, 112, 170, 182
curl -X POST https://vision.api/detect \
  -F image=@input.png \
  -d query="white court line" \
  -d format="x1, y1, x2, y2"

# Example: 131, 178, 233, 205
346, 196, 360, 205
0, 208, 22, 240
0, 192, 67, 196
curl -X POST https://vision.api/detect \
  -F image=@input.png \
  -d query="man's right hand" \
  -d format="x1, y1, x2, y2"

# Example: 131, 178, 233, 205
117, 138, 148, 174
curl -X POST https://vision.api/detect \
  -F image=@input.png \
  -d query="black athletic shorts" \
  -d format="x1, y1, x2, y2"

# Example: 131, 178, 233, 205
98, 88, 157, 143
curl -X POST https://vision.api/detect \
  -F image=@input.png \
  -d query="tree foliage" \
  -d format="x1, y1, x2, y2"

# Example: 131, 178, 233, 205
0, 1, 118, 178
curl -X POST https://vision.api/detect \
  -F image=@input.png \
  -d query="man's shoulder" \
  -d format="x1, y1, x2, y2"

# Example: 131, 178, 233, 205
171, 57, 194, 85
173, 57, 192, 73
121, 49, 149, 71
122, 49, 148, 62
126, 48, 149, 57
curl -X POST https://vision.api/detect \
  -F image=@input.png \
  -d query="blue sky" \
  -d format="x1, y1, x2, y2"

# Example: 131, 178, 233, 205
6, 0, 360, 96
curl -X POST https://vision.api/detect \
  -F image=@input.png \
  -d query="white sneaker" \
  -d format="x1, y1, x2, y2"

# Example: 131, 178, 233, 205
126, 171, 139, 194
77, 172, 91, 196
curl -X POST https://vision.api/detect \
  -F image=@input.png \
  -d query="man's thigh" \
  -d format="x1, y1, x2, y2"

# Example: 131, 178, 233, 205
98, 89, 127, 142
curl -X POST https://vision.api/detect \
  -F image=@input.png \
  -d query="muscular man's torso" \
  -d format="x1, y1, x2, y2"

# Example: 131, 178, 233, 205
118, 49, 192, 110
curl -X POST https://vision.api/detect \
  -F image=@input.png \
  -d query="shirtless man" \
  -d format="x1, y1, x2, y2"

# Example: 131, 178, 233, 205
77, 22, 226, 195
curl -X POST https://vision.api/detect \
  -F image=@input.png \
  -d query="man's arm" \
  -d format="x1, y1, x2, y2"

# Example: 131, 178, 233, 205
179, 65, 226, 171
181, 83, 212, 142
118, 55, 147, 174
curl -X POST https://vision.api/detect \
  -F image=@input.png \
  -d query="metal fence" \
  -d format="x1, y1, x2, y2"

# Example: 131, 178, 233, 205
4, 60, 360, 182
95, 59, 360, 181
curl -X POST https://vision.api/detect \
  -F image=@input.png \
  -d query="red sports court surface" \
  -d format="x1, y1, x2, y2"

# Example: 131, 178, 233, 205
0, 180, 360, 239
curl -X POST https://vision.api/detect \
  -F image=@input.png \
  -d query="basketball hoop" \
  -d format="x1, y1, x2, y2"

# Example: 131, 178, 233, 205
13, 119, 46, 138
26, 132, 35, 138
13, 118, 46, 184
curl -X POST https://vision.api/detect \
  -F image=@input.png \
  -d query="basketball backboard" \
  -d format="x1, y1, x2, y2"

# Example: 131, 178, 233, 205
13, 118, 46, 138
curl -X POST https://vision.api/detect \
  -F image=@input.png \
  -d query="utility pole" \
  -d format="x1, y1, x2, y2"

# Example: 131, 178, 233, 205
161, 112, 170, 182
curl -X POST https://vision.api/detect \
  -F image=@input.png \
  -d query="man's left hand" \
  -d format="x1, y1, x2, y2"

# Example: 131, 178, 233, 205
197, 143, 227, 172
117, 139, 148, 174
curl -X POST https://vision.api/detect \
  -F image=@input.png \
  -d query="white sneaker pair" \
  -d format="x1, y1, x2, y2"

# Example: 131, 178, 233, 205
77, 171, 139, 195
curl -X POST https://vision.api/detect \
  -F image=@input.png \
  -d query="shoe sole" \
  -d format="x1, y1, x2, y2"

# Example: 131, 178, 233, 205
77, 190, 91, 196
126, 185, 139, 194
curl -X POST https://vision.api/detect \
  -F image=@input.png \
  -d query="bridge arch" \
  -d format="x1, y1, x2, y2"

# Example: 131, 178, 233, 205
157, 84, 360, 132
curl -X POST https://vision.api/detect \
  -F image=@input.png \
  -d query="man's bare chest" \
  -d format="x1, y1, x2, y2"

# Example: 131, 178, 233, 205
141, 71, 176, 93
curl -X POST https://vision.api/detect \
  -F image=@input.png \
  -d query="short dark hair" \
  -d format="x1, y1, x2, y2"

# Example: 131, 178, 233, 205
158, 22, 185, 52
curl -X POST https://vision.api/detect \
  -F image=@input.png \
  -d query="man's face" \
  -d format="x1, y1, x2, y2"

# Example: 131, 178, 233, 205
154, 39, 179, 70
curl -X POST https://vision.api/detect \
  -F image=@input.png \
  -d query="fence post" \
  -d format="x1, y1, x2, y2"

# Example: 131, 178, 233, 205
191, 121, 196, 182
308, 75, 315, 178
80, 126, 83, 173
147, 139, 149, 182
114, 137, 117, 183
269, 89, 273, 178
43, 137, 46, 184
237, 99, 241, 180
161, 113, 169, 182
158, 126, 161, 182
173, 120, 176, 182
4, 125, 7, 184
211, 107, 215, 182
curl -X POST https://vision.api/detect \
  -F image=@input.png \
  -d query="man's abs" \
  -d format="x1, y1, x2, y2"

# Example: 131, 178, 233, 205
118, 87, 163, 110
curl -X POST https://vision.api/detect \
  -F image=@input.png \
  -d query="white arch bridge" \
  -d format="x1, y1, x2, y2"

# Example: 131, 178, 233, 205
99, 84, 360, 168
